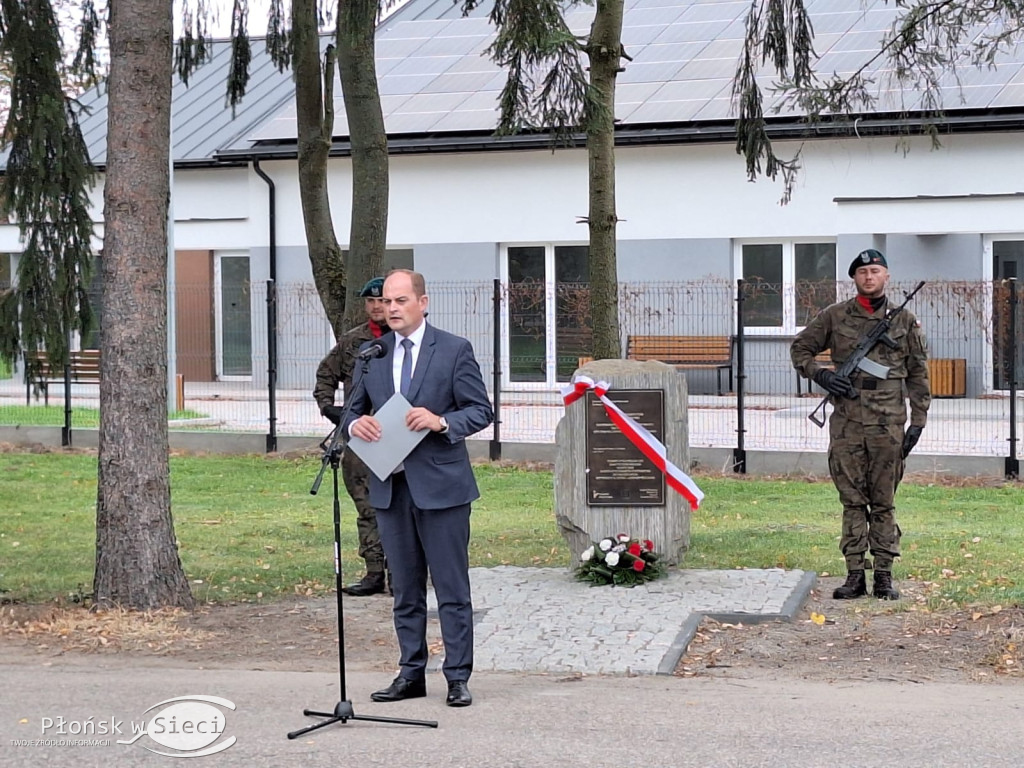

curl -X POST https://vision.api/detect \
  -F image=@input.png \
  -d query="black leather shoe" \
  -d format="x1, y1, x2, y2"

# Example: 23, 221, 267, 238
342, 571, 386, 597
370, 676, 426, 702
445, 680, 472, 708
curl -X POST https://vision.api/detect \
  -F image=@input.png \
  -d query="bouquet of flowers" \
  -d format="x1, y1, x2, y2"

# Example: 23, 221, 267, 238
575, 534, 665, 587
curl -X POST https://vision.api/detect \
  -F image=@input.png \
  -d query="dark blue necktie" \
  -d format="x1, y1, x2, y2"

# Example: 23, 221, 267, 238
400, 338, 413, 396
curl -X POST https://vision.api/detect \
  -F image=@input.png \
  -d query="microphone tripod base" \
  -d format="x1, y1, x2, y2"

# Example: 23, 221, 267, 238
287, 700, 438, 739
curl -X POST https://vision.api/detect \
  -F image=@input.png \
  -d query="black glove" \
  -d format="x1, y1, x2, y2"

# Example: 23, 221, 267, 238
322, 405, 344, 425
902, 425, 923, 458
812, 368, 857, 399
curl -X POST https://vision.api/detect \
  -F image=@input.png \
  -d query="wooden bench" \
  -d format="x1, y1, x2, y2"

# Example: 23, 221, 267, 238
626, 335, 734, 395
796, 350, 833, 395
25, 349, 100, 406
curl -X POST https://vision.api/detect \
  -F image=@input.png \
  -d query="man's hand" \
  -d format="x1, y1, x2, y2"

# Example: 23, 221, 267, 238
902, 425, 923, 458
813, 369, 857, 399
351, 415, 382, 442
322, 405, 344, 425
406, 407, 444, 432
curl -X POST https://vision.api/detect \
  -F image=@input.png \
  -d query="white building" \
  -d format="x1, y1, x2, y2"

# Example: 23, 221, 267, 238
2, 0, 1022, 397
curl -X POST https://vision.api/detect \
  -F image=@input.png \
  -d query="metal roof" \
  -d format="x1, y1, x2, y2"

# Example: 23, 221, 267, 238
69, 37, 298, 167
7, 0, 1024, 169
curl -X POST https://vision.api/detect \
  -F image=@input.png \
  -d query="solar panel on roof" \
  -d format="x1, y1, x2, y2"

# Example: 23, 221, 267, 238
621, 25, 673, 46
627, 97, 713, 123
673, 57, 739, 80
391, 91, 476, 113
618, 61, 687, 84
377, 73, 443, 96
631, 41, 708, 63
626, 7, 688, 26
678, 1, 748, 23
652, 20, 732, 44
207, 0, 1024, 152
429, 109, 498, 132
375, 37, 430, 58
421, 71, 504, 94
413, 34, 490, 57
388, 55, 461, 77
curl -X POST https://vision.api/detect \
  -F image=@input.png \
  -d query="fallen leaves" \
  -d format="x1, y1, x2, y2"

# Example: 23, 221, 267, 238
0, 605, 213, 653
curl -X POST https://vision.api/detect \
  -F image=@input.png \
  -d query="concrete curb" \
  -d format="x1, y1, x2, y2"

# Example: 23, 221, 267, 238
655, 570, 817, 677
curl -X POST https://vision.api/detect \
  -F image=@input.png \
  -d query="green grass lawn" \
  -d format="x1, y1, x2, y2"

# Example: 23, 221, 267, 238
0, 452, 1020, 608
0, 405, 206, 427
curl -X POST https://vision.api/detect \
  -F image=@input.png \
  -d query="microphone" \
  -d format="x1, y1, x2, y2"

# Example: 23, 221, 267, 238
356, 342, 386, 360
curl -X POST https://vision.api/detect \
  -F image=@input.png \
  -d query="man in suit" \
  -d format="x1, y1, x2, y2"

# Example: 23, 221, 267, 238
345, 269, 493, 708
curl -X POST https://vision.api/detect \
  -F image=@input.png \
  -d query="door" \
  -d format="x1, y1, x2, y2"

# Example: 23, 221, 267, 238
506, 245, 591, 386
215, 252, 252, 379
175, 250, 215, 382
993, 241, 1024, 391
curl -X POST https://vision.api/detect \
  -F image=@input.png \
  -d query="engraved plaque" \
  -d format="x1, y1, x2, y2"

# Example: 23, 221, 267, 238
584, 389, 665, 506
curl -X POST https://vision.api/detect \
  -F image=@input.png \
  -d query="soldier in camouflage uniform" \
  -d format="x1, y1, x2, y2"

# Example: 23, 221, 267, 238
792, 249, 931, 601
314, 277, 392, 596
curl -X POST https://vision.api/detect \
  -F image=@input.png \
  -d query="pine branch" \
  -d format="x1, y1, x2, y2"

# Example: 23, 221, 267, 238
480, 0, 590, 140
0, 0, 95, 366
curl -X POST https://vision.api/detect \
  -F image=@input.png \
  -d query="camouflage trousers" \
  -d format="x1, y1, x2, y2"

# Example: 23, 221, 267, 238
827, 416, 906, 572
342, 449, 385, 572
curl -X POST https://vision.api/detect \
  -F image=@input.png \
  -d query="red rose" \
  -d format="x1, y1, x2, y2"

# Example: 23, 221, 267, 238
628, 543, 642, 556
644, 540, 654, 551
632, 559, 645, 572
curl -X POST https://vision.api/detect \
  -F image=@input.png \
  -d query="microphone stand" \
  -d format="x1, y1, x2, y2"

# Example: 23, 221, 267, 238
287, 353, 438, 739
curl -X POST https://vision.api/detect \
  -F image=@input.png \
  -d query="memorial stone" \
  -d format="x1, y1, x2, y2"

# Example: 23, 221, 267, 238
555, 359, 692, 566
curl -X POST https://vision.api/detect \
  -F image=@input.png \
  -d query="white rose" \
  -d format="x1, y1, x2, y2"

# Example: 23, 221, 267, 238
617, 534, 630, 543
605, 552, 620, 567
599, 539, 613, 552
580, 546, 594, 562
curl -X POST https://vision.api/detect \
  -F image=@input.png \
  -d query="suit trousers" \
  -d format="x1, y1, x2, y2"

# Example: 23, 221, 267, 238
375, 472, 474, 683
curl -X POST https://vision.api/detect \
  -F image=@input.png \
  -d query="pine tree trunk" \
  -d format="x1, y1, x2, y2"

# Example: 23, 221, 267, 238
586, 0, 624, 360
94, 0, 193, 610
293, 0, 347, 337
338, 0, 387, 332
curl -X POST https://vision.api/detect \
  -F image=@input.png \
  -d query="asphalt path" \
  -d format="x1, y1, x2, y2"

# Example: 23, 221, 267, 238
3, 662, 1023, 767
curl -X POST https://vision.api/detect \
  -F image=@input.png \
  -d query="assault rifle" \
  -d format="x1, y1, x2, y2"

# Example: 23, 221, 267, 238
808, 280, 926, 428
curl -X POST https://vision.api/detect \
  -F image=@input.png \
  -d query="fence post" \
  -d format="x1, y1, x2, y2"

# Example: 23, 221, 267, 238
733, 279, 746, 474
62, 358, 72, 448
266, 278, 278, 453
1007, 277, 1019, 479
490, 278, 502, 461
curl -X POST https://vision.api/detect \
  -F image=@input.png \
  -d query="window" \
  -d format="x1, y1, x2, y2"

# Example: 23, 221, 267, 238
735, 240, 837, 334
505, 244, 591, 385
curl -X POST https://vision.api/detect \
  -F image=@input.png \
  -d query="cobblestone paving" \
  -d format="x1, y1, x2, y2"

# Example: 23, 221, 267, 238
428, 566, 814, 676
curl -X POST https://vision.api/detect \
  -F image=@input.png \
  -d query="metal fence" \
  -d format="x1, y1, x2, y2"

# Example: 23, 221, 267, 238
0, 278, 1019, 476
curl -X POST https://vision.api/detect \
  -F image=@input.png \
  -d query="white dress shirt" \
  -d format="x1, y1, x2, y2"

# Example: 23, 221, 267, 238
393, 321, 427, 394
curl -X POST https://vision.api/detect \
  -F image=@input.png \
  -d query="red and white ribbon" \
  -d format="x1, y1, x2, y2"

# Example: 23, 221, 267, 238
561, 375, 704, 511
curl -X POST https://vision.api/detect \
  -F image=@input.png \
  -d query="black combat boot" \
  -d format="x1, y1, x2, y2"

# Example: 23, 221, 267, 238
872, 570, 900, 600
832, 569, 867, 599
342, 570, 386, 597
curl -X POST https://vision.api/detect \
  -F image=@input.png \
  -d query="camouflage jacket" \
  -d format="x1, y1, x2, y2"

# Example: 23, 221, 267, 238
313, 320, 389, 413
791, 296, 931, 427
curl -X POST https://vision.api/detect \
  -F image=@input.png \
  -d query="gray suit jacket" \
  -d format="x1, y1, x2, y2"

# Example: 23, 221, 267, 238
343, 323, 494, 510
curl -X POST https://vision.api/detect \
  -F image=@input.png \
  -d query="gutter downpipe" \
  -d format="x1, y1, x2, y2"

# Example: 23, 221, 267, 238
253, 159, 279, 453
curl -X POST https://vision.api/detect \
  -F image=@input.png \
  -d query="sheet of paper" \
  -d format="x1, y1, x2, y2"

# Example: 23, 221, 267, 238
347, 393, 429, 481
